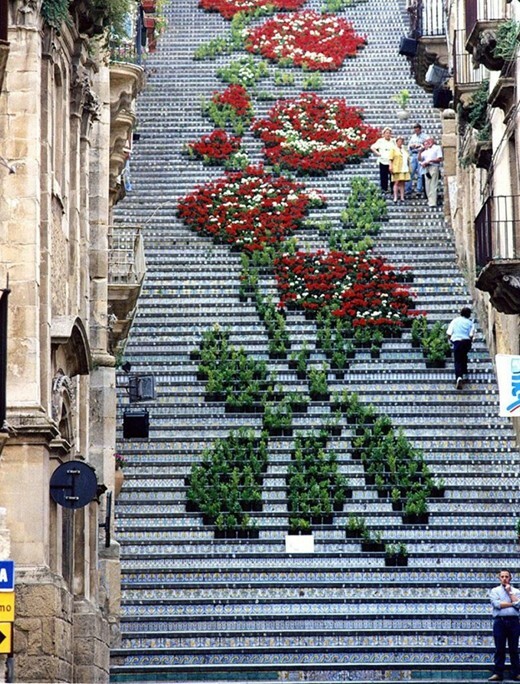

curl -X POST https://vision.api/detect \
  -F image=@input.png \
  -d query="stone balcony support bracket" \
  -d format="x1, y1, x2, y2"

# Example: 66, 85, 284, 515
476, 259, 520, 313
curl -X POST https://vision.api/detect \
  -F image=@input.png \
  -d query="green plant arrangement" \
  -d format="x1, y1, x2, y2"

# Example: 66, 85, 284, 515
420, 321, 451, 367
493, 19, 520, 62
384, 543, 408, 566
217, 56, 270, 88
345, 514, 367, 538
288, 432, 350, 531
515, 518, 520, 541
308, 363, 329, 400
41, 0, 72, 30
197, 325, 272, 410
187, 429, 268, 537
392, 89, 410, 109
461, 79, 490, 132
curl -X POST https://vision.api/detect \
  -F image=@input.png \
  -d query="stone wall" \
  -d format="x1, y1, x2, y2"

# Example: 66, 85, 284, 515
0, 1, 127, 680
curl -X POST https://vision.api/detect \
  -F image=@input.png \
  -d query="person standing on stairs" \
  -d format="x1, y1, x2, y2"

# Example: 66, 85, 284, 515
488, 569, 520, 681
405, 123, 428, 196
447, 306, 475, 390
389, 136, 411, 204
419, 136, 443, 207
370, 127, 395, 194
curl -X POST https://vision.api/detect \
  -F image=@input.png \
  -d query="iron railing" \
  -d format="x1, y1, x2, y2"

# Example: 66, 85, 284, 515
465, 0, 505, 38
475, 195, 520, 267
410, 0, 446, 37
108, 225, 146, 285
453, 29, 489, 86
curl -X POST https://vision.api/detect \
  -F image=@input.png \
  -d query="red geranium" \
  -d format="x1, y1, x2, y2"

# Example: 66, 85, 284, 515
252, 93, 379, 173
187, 129, 242, 163
199, 0, 305, 20
274, 250, 415, 328
211, 84, 252, 118
177, 166, 325, 252
245, 11, 366, 71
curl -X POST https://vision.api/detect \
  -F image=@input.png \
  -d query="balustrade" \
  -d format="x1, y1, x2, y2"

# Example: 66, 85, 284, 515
474, 195, 520, 268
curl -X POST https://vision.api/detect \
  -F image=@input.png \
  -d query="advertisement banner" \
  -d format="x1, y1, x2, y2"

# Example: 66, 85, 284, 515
496, 354, 520, 417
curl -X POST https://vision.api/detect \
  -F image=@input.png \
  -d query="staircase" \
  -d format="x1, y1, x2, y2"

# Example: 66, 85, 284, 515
109, 0, 520, 681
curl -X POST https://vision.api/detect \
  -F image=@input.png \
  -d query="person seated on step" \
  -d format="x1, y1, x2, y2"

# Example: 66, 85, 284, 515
389, 136, 411, 204
419, 137, 443, 208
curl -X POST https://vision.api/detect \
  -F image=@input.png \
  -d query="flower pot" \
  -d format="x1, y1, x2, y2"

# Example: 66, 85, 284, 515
402, 513, 429, 525
141, 0, 156, 11
361, 541, 385, 553
396, 108, 410, 120
114, 468, 124, 498
425, 359, 446, 369
385, 555, 408, 566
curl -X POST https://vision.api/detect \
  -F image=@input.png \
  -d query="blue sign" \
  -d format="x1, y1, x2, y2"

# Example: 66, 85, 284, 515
0, 561, 15, 591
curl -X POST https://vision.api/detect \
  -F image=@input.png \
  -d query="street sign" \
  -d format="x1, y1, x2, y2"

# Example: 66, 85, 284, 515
0, 593, 14, 622
0, 623, 12, 654
0, 561, 14, 591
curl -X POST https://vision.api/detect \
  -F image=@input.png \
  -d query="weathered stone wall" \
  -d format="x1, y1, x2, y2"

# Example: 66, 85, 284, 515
0, 1, 121, 680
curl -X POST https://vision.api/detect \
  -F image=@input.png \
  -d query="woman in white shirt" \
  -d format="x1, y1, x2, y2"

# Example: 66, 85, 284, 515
370, 127, 395, 194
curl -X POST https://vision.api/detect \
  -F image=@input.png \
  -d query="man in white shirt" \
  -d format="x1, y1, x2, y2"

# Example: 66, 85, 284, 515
419, 137, 443, 207
447, 306, 475, 390
488, 570, 520, 681
406, 123, 428, 196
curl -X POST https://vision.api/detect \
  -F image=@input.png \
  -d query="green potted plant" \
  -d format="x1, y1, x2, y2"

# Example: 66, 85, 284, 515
361, 529, 385, 553
493, 19, 520, 63
345, 514, 367, 538
392, 89, 410, 120
385, 542, 408, 566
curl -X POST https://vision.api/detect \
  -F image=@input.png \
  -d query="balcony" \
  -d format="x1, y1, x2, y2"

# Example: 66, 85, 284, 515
488, 60, 516, 118
407, 0, 448, 87
475, 195, 520, 312
108, 225, 146, 349
453, 29, 489, 103
465, 0, 507, 70
109, 58, 144, 207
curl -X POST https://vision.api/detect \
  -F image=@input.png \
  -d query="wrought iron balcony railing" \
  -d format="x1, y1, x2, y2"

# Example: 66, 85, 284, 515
409, 0, 446, 37
465, 0, 504, 38
475, 195, 520, 268
453, 29, 489, 88
108, 225, 146, 286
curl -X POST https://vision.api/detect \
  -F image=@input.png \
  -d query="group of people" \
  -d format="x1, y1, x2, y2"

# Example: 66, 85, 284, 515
370, 123, 443, 208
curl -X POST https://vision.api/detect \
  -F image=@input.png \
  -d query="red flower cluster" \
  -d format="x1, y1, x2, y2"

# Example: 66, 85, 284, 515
211, 84, 252, 118
199, 0, 305, 20
252, 93, 379, 173
245, 11, 366, 71
274, 250, 414, 327
187, 129, 242, 162
177, 166, 325, 252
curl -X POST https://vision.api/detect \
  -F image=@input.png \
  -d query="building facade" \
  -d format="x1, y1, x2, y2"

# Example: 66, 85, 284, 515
406, 0, 520, 393
0, 0, 144, 680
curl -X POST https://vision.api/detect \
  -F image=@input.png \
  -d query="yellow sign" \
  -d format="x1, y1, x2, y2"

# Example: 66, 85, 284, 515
0, 593, 14, 622
0, 623, 12, 654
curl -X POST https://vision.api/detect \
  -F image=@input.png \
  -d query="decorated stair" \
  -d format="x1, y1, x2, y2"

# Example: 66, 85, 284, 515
109, 0, 520, 681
